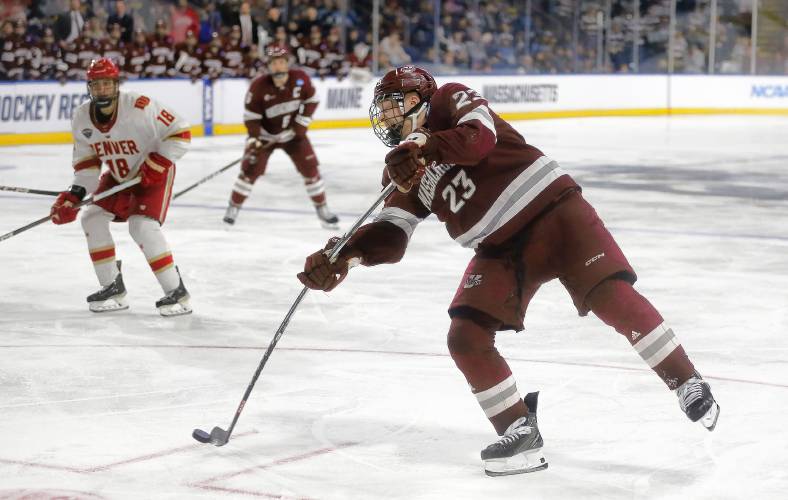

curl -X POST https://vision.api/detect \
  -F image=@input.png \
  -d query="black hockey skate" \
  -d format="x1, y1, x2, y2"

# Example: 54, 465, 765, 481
676, 373, 720, 431
223, 203, 240, 225
481, 391, 548, 476
87, 261, 129, 313
315, 204, 339, 230
155, 268, 192, 317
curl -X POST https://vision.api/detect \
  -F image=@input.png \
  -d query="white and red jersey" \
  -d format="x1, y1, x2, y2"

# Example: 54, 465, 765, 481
70, 91, 191, 193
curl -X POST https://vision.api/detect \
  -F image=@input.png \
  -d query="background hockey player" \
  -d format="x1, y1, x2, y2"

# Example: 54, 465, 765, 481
50, 57, 192, 317
297, 66, 720, 476
223, 44, 339, 230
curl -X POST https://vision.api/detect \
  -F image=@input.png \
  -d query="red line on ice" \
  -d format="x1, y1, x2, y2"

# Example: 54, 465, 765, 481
0, 430, 258, 474
190, 441, 357, 497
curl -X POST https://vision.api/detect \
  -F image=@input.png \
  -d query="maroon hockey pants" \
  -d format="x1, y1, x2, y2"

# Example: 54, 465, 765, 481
448, 279, 696, 434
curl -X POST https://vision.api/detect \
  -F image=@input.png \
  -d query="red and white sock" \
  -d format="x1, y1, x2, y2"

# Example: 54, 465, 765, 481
129, 215, 180, 293
81, 206, 119, 286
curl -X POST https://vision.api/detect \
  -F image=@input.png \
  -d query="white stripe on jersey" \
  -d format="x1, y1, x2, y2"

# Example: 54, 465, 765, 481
244, 110, 264, 121
264, 100, 301, 118
455, 156, 564, 248
373, 207, 423, 240
295, 115, 312, 127
457, 105, 497, 140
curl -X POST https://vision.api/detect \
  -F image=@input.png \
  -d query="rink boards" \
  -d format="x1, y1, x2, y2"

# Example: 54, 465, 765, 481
1, 73, 787, 145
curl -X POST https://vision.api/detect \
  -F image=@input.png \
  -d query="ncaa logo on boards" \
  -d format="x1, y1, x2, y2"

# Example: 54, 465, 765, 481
463, 274, 483, 289
82, 128, 93, 138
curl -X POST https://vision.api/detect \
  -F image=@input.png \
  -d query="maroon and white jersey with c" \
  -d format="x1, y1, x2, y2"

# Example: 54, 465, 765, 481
359, 83, 578, 261
243, 69, 319, 136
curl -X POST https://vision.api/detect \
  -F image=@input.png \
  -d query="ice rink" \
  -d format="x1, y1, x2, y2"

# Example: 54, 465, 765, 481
1, 115, 787, 499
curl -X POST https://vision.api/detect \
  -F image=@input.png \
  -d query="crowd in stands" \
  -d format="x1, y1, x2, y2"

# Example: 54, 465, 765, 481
0, 0, 785, 82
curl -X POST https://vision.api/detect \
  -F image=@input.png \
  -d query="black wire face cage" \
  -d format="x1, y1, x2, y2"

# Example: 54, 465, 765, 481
369, 92, 406, 148
87, 79, 119, 108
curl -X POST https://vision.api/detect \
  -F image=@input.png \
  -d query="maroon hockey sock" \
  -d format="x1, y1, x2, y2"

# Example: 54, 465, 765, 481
230, 191, 248, 206
447, 317, 528, 434
587, 279, 695, 389
304, 175, 326, 205
231, 174, 254, 206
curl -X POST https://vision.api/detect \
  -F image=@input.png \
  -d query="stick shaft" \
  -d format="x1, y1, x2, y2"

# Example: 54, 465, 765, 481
0, 186, 61, 196
222, 183, 397, 438
173, 157, 242, 200
0, 177, 141, 243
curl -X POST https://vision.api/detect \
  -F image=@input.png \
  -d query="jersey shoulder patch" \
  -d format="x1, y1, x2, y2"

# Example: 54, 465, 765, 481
134, 96, 151, 110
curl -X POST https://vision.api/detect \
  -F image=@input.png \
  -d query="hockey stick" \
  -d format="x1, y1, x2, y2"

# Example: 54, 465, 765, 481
172, 137, 278, 200
0, 177, 142, 243
192, 182, 397, 446
0, 185, 61, 196
172, 156, 243, 200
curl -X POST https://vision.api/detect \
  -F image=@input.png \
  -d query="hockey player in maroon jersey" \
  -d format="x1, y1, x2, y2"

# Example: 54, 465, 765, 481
4, 20, 31, 80
30, 27, 67, 81
222, 25, 249, 78
298, 66, 720, 476
200, 32, 225, 80
49, 58, 192, 317
223, 44, 339, 229
100, 23, 126, 70
148, 19, 175, 78
124, 29, 150, 79
173, 29, 203, 80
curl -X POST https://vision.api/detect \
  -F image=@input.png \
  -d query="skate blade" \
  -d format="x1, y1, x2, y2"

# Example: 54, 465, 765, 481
320, 220, 340, 230
700, 401, 720, 431
484, 448, 548, 477
222, 217, 236, 225
158, 299, 192, 317
89, 296, 129, 313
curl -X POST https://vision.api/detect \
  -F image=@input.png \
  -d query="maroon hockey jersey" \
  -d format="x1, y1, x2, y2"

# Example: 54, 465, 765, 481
350, 83, 579, 264
243, 68, 319, 137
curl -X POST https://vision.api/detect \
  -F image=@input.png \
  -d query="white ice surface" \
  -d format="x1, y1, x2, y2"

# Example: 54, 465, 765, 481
1, 116, 787, 499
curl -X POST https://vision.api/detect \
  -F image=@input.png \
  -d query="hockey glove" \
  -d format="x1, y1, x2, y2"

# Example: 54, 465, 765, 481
244, 137, 266, 165
50, 185, 86, 225
297, 237, 362, 292
140, 153, 172, 187
406, 127, 440, 164
384, 141, 426, 193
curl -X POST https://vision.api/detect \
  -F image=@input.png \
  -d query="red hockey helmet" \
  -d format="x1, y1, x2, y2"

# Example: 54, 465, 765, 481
87, 58, 120, 108
87, 57, 120, 82
370, 66, 437, 147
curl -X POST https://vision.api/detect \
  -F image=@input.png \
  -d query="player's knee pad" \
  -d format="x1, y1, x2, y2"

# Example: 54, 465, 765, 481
128, 215, 162, 246
241, 158, 267, 181
295, 162, 319, 179
587, 277, 662, 338
447, 316, 497, 358
80, 205, 113, 236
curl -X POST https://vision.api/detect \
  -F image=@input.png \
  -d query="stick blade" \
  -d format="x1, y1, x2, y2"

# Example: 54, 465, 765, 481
192, 426, 230, 446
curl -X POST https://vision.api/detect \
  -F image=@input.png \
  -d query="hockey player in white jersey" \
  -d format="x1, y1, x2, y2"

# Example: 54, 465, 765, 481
50, 57, 192, 316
